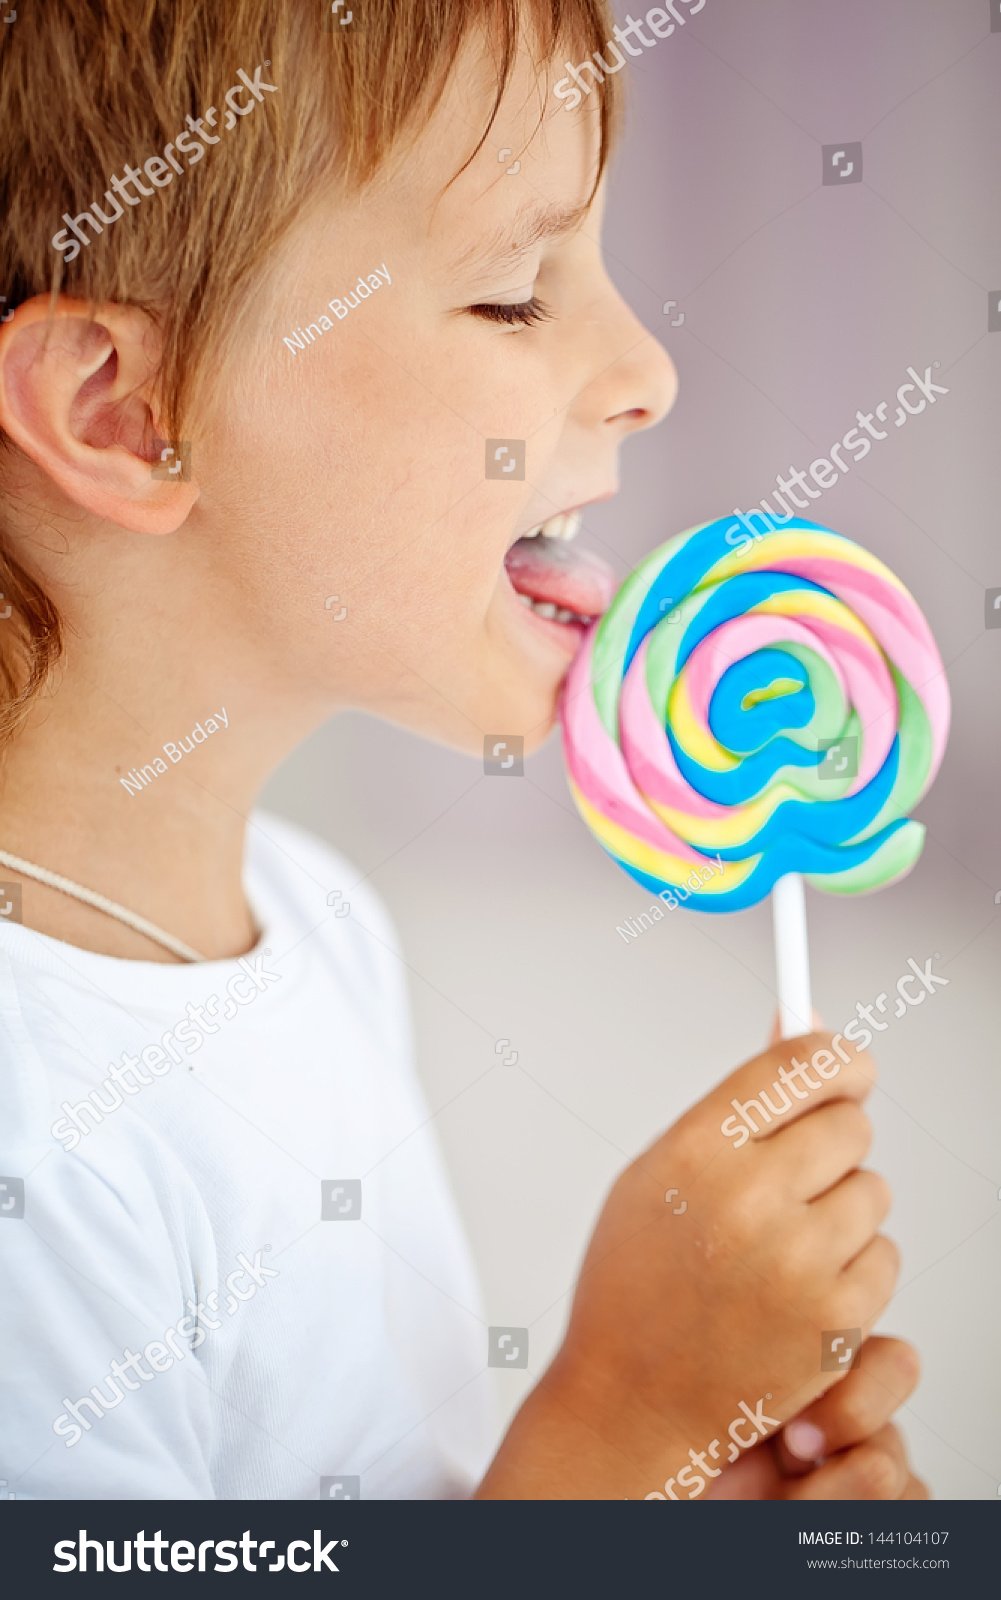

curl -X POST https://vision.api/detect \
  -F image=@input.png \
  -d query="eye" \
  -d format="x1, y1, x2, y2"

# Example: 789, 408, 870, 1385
468, 295, 553, 328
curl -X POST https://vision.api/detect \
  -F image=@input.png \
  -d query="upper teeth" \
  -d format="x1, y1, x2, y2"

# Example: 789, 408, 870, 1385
522, 510, 582, 542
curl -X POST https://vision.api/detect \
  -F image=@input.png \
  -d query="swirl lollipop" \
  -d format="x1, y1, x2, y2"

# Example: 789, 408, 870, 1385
560, 515, 950, 1035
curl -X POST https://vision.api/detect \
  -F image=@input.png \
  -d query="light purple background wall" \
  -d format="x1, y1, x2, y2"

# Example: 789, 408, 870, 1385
262, 0, 1001, 1498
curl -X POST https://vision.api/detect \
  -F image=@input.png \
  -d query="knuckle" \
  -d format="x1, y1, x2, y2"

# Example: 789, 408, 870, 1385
831, 1281, 873, 1331
720, 1182, 772, 1248
863, 1170, 893, 1217
855, 1445, 900, 1498
845, 1104, 873, 1158
875, 1233, 901, 1284
890, 1339, 922, 1389
831, 1382, 878, 1438
836, 1241, 900, 1328
818, 1100, 871, 1163
848, 1044, 878, 1089
874, 1421, 902, 1452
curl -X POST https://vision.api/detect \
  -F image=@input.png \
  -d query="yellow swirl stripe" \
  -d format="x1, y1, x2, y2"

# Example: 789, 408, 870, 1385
646, 778, 806, 849
666, 675, 739, 772
751, 589, 877, 647
700, 530, 913, 594
570, 782, 756, 893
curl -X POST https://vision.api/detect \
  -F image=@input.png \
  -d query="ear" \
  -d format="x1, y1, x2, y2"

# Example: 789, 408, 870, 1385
0, 294, 199, 534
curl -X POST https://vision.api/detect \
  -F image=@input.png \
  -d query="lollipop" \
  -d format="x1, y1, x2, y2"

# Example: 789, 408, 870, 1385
560, 515, 950, 1035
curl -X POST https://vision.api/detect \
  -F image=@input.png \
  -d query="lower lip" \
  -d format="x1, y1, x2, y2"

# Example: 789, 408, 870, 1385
502, 569, 597, 654
518, 602, 592, 651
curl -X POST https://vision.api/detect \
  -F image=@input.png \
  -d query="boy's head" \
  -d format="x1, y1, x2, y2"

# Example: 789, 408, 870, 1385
0, 1, 675, 764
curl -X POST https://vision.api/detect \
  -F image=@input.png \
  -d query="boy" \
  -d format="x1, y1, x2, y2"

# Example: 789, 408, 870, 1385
0, 0, 923, 1499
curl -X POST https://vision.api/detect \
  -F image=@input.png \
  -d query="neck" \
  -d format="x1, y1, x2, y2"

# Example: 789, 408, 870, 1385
0, 655, 325, 963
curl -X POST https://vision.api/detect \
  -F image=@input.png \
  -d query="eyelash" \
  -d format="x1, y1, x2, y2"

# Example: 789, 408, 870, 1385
468, 295, 553, 328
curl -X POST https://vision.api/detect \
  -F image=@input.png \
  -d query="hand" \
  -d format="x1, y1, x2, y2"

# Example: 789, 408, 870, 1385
707, 1336, 928, 1499
478, 1032, 897, 1499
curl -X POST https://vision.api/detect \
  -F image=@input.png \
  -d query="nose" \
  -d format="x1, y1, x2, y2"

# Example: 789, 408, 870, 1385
576, 286, 679, 442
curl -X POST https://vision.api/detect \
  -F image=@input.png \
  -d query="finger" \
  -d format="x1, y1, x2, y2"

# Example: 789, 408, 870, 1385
784, 1425, 908, 1501
775, 1421, 825, 1478
781, 1337, 921, 1467
839, 1232, 901, 1322
762, 1099, 873, 1201
807, 1169, 893, 1269
700, 1032, 877, 1158
900, 1472, 930, 1500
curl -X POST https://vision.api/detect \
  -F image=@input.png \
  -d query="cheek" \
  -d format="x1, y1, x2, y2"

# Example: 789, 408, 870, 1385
220, 325, 537, 636
227, 336, 468, 557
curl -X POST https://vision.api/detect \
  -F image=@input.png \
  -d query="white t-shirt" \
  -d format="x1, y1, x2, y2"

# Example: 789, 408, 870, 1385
0, 813, 493, 1500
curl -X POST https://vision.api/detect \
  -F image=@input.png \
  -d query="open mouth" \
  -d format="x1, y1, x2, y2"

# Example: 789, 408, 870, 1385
503, 509, 618, 637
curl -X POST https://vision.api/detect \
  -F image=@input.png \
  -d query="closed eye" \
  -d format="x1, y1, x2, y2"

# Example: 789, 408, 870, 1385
467, 295, 553, 328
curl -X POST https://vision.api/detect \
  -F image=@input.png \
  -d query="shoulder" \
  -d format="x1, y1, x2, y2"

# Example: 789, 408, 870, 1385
247, 810, 408, 1009
248, 810, 397, 940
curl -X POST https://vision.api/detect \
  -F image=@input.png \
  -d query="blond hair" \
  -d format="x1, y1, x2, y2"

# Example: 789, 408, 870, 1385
0, 0, 621, 745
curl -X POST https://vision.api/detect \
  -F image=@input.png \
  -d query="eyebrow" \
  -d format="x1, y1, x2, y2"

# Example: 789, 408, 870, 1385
450, 199, 593, 281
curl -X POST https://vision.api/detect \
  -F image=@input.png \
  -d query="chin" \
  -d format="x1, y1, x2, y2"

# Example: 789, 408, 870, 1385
476, 671, 561, 754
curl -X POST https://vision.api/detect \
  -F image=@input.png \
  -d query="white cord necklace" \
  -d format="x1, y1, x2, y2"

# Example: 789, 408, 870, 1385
0, 847, 205, 963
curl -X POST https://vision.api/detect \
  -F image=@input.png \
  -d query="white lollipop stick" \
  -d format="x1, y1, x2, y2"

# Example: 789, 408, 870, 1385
772, 872, 813, 1039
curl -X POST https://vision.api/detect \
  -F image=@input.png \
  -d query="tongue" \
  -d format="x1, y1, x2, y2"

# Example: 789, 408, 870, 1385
504, 536, 618, 617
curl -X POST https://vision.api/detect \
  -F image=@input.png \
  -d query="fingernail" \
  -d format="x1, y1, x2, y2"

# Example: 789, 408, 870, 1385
784, 1420, 826, 1461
